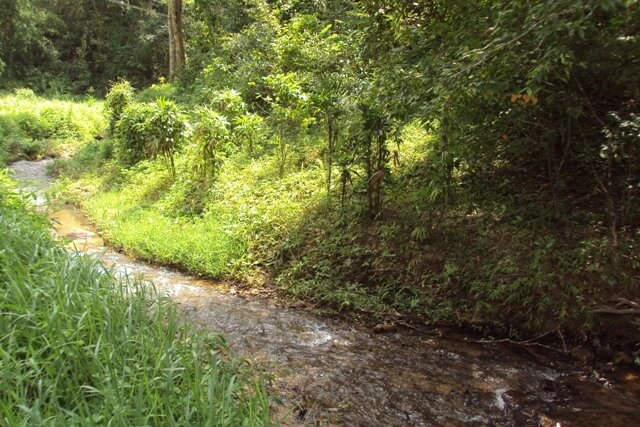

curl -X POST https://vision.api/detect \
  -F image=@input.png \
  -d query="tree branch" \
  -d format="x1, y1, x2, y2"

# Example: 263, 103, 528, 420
594, 298, 640, 315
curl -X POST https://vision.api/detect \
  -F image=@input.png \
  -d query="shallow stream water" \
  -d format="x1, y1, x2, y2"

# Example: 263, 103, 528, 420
9, 159, 640, 426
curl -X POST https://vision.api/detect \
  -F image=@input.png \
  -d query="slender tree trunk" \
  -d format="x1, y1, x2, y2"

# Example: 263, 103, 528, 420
365, 135, 373, 214
279, 129, 286, 177
341, 174, 347, 209
2, 0, 18, 79
374, 129, 386, 213
326, 114, 335, 200
168, 0, 185, 80
168, 10, 175, 78
441, 112, 452, 210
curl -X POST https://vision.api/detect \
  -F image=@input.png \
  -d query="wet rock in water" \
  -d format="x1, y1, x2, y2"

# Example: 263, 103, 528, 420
373, 323, 397, 333
494, 388, 509, 411
540, 378, 556, 393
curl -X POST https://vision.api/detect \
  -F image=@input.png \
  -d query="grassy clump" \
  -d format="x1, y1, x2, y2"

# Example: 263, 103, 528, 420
137, 82, 178, 103
56, 152, 323, 281
47, 138, 115, 179
0, 89, 105, 165
0, 171, 271, 425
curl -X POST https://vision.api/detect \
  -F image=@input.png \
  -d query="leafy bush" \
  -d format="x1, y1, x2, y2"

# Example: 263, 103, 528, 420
105, 79, 134, 134
13, 88, 36, 99
12, 112, 52, 140
115, 99, 186, 175
115, 102, 155, 166
48, 139, 115, 178
0, 115, 25, 164
0, 114, 23, 139
137, 82, 177, 102
193, 106, 231, 183
0, 112, 51, 162
210, 89, 246, 120
0, 90, 106, 163
0, 143, 7, 165
144, 99, 186, 176
10, 107, 79, 141
233, 113, 265, 155
17, 139, 46, 159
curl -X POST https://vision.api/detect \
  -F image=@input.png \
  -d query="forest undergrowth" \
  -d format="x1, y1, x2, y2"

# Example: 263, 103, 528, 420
30, 83, 637, 353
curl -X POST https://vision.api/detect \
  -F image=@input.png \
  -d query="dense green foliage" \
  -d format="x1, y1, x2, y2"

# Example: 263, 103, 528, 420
0, 0, 167, 93
115, 99, 185, 175
0, 172, 270, 425
0, 89, 105, 165
9, 0, 640, 339
104, 79, 135, 134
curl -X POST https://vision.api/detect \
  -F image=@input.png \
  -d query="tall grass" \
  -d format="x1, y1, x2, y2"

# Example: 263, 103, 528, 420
0, 172, 271, 425
0, 88, 105, 165
64, 153, 324, 280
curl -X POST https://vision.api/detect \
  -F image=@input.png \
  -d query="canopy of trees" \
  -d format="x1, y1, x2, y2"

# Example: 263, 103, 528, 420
0, 0, 168, 93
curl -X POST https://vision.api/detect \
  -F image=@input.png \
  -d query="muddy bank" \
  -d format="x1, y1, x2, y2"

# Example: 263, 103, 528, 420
9, 160, 640, 426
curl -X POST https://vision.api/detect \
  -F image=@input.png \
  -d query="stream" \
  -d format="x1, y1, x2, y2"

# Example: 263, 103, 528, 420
8, 159, 640, 426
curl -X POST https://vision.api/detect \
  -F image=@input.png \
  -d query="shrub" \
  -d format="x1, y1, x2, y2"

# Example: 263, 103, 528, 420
0, 115, 26, 164
13, 88, 36, 99
193, 106, 231, 184
0, 114, 21, 136
115, 102, 155, 166
210, 89, 246, 121
233, 113, 265, 155
40, 106, 77, 138
18, 139, 46, 159
137, 82, 177, 102
48, 139, 115, 178
8, 108, 78, 141
0, 140, 8, 165
115, 99, 186, 175
144, 98, 185, 177
105, 79, 134, 134
12, 112, 50, 140
0, 90, 106, 164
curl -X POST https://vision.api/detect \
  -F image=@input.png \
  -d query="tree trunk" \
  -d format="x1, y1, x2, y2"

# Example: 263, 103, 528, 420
441, 111, 452, 210
1, 0, 18, 79
326, 114, 335, 200
374, 128, 386, 213
365, 134, 373, 214
168, 0, 185, 80
278, 128, 286, 177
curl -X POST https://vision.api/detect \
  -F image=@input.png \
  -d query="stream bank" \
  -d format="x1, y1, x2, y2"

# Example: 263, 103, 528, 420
9, 159, 640, 426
